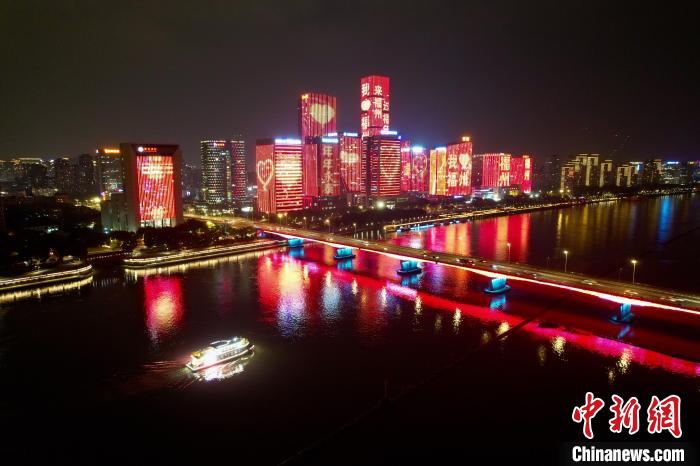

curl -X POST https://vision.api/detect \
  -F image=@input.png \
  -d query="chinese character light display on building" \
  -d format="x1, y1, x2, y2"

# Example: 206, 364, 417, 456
256, 138, 303, 214
303, 137, 341, 198
474, 153, 511, 189
121, 143, 183, 231
445, 137, 473, 196
360, 75, 390, 139
509, 155, 532, 193
299, 93, 337, 142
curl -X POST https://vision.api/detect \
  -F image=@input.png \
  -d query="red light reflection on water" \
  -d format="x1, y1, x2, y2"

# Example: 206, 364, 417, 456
254, 248, 699, 377
144, 276, 184, 346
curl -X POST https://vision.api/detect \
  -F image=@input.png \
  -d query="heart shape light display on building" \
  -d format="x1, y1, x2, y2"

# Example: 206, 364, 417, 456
310, 103, 336, 125
256, 159, 274, 191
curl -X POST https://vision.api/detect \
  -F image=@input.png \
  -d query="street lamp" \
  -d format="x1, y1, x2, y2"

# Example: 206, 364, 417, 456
507, 242, 511, 262
563, 250, 569, 273
325, 218, 331, 233
631, 259, 638, 284
353, 222, 357, 235
303, 216, 307, 229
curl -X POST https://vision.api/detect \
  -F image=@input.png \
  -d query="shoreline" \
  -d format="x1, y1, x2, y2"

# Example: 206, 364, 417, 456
0, 264, 94, 292
383, 187, 697, 232
122, 239, 284, 269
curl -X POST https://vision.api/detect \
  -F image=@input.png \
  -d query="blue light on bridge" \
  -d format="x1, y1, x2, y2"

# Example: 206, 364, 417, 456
484, 277, 511, 294
287, 238, 305, 248
333, 247, 356, 260
397, 260, 422, 275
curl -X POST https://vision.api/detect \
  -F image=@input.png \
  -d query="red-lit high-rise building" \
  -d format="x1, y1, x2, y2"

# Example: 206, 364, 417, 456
429, 146, 447, 196
121, 143, 183, 231
360, 76, 390, 139
400, 140, 412, 192
338, 132, 362, 194
445, 136, 473, 196
472, 153, 511, 190
299, 93, 337, 142
509, 155, 533, 193
410, 145, 429, 193
363, 132, 401, 199
302, 136, 341, 200
256, 138, 304, 214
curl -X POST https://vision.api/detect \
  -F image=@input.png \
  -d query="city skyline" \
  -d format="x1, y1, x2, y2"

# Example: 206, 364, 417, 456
1, 1, 698, 164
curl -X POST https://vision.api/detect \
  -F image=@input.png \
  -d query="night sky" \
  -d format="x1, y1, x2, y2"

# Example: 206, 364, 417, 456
1, 1, 698, 165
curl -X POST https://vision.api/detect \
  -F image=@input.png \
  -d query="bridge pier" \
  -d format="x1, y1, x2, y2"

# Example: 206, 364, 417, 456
611, 303, 634, 324
484, 276, 511, 294
287, 238, 304, 248
397, 260, 422, 276
334, 247, 356, 261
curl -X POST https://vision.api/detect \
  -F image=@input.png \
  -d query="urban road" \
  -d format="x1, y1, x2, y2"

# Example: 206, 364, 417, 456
185, 214, 700, 316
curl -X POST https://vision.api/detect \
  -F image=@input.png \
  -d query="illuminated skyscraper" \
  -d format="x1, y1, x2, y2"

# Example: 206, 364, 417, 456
400, 142, 430, 193
256, 138, 304, 214
429, 147, 447, 195
122, 143, 183, 231
445, 136, 473, 196
360, 76, 390, 138
363, 132, 401, 198
400, 140, 412, 192
600, 159, 614, 186
302, 136, 341, 199
409, 145, 429, 193
95, 147, 123, 195
201, 140, 232, 205
299, 93, 337, 142
509, 155, 533, 193
337, 132, 362, 193
472, 153, 511, 190
230, 136, 247, 202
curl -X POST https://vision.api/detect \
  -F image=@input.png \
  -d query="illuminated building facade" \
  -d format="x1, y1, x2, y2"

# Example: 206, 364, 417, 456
445, 137, 473, 196
400, 140, 412, 192
96, 148, 123, 195
509, 155, 533, 193
473, 153, 511, 190
429, 147, 447, 195
561, 162, 577, 193
299, 93, 337, 142
600, 159, 614, 186
122, 143, 183, 231
364, 132, 401, 198
231, 136, 247, 202
256, 138, 304, 214
360, 75, 390, 138
337, 132, 362, 193
410, 145, 429, 193
303, 136, 341, 199
616, 164, 633, 187
201, 140, 232, 205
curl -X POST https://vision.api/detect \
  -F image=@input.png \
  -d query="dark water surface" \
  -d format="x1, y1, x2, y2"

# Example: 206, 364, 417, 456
0, 198, 698, 464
